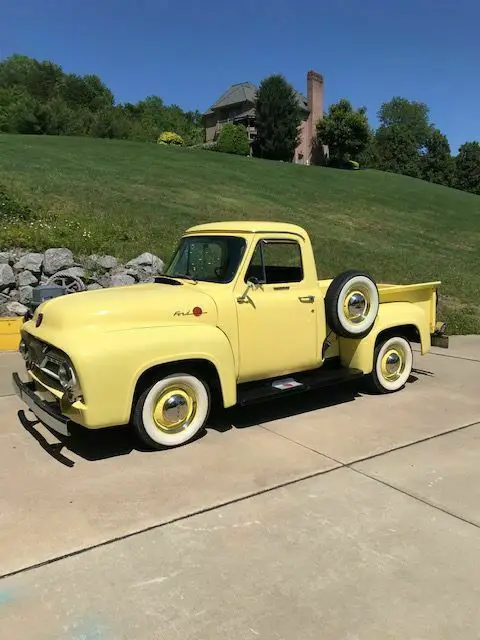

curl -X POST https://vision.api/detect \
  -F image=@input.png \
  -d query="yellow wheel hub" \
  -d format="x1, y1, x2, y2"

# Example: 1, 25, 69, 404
152, 385, 196, 434
343, 287, 370, 324
380, 345, 406, 381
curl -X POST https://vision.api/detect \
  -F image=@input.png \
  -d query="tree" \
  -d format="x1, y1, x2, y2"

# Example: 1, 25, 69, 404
378, 97, 430, 148
254, 74, 301, 161
455, 142, 480, 195
0, 54, 204, 145
316, 99, 371, 166
421, 128, 455, 186
0, 87, 41, 134
375, 97, 433, 177
216, 123, 250, 156
375, 125, 422, 178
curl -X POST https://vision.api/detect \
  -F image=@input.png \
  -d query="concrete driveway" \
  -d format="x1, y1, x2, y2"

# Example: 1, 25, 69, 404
1, 336, 479, 639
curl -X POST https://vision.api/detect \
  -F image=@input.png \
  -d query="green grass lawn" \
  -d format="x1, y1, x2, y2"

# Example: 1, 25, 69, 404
1, 134, 479, 334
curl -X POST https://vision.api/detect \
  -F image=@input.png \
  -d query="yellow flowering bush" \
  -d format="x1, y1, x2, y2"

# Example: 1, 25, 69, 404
157, 131, 184, 146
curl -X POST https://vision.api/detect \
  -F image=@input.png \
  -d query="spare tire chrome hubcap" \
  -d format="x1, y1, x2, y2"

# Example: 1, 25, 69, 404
344, 289, 369, 323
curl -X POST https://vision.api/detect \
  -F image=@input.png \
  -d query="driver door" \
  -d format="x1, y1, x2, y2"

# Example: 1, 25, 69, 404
235, 237, 319, 382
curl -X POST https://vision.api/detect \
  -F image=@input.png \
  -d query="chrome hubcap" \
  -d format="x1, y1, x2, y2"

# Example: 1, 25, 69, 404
347, 292, 367, 321
163, 394, 188, 424
152, 385, 196, 434
381, 346, 406, 381
385, 352, 401, 375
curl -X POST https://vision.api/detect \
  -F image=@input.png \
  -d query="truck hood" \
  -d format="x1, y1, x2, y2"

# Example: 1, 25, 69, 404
29, 283, 218, 336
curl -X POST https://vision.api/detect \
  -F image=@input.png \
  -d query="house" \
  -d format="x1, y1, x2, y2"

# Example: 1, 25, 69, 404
203, 70, 324, 164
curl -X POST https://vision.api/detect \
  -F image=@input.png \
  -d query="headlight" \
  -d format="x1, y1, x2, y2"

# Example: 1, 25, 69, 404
58, 362, 77, 390
19, 339, 27, 360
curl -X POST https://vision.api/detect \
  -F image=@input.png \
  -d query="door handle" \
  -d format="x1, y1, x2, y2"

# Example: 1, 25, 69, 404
298, 295, 315, 303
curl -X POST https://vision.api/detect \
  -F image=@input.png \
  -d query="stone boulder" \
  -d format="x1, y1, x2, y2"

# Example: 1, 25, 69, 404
13, 252, 44, 274
126, 252, 164, 274
0, 264, 15, 291
88, 254, 118, 270
87, 283, 103, 291
0, 252, 10, 264
109, 273, 136, 287
19, 285, 34, 305
17, 270, 38, 287
126, 266, 156, 283
6, 301, 29, 316
43, 248, 74, 275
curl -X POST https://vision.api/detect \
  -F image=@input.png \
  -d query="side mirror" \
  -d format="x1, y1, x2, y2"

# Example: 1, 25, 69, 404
237, 277, 262, 304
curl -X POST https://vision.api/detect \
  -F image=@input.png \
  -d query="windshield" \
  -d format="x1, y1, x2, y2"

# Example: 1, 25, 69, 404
165, 235, 246, 283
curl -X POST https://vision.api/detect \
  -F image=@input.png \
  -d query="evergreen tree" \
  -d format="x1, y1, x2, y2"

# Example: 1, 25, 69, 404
254, 74, 301, 161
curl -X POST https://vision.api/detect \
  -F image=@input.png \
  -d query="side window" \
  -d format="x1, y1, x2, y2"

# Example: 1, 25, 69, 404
245, 240, 303, 284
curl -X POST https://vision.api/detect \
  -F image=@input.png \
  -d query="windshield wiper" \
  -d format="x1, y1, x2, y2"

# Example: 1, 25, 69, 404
170, 273, 198, 283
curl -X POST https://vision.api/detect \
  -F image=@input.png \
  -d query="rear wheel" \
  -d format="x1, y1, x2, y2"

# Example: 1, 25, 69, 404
367, 336, 413, 394
132, 373, 210, 449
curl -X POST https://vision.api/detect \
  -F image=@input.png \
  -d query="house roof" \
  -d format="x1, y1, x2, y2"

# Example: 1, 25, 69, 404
205, 82, 309, 115
295, 91, 308, 111
205, 82, 257, 114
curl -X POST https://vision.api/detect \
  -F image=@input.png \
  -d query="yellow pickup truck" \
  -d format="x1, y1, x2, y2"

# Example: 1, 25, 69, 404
13, 221, 448, 449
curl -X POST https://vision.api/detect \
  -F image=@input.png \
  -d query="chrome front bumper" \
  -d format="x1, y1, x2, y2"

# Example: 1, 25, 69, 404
12, 372, 71, 436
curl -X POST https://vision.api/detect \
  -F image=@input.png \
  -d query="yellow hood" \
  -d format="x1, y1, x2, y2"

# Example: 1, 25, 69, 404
29, 283, 218, 336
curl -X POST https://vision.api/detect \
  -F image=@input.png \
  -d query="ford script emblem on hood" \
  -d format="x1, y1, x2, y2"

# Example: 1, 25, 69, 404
174, 307, 206, 317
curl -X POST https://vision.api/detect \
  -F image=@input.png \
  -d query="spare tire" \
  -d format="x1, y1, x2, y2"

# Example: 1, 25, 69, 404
325, 270, 379, 339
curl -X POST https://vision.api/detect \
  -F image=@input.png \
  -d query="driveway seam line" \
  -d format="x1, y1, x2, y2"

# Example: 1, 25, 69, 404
2, 414, 478, 580
0, 463, 342, 581
261, 421, 480, 531
260, 419, 480, 467
412, 349, 480, 364
348, 466, 480, 530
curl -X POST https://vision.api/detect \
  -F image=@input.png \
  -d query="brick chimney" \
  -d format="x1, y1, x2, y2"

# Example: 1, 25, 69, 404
306, 70, 324, 163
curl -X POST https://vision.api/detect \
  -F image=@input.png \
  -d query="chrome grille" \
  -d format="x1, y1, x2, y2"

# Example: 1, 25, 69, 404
24, 335, 64, 392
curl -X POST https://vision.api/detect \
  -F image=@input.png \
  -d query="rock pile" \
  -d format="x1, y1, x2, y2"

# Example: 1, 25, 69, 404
0, 248, 165, 316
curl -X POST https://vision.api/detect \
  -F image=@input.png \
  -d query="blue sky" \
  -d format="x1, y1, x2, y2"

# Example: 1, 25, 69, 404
2, 0, 479, 151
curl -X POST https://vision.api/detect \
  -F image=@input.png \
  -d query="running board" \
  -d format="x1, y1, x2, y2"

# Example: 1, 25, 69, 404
237, 363, 364, 406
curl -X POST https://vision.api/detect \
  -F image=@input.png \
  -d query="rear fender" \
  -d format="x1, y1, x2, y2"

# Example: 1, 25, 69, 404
339, 302, 430, 374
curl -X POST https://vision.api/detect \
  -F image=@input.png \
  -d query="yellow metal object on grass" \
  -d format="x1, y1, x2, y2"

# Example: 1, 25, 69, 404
0, 317, 23, 351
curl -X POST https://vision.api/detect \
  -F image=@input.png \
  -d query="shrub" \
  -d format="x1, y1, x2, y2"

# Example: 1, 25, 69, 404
157, 131, 184, 146
216, 123, 250, 156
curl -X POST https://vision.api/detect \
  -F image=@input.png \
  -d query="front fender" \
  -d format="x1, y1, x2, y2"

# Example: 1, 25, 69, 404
339, 302, 431, 374
70, 324, 237, 428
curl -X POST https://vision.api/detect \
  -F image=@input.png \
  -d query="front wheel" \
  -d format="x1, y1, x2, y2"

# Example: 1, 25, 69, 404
367, 336, 413, 394
132, 373, 210, 449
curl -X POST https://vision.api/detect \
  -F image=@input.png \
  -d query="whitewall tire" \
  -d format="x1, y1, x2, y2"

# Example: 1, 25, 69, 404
133, 373, 210, 449
368, 336, 413, 394
325, 270, 379, 339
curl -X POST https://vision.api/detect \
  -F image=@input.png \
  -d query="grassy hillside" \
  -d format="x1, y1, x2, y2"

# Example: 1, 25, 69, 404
1, 134, 479, 334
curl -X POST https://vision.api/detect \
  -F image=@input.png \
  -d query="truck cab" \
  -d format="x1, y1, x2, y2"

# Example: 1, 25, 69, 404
13, 221, 448, 450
